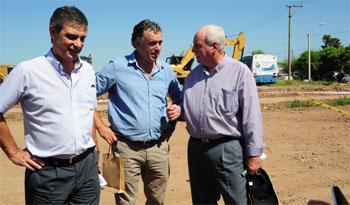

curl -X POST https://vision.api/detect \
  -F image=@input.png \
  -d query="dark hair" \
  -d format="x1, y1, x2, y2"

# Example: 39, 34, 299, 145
50, 6, 88, 34
131, 19, 161, 48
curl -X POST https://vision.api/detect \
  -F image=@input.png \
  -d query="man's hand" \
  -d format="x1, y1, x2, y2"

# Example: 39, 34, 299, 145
9, 148, 44, 171
167, 104, 181, 121
94, 110, 117, 144
247, 156, 262, 175
97, 125, 117, 144
1, 114, 43, 171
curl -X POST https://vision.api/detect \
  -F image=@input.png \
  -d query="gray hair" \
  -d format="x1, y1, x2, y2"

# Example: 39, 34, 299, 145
131, 19, 161, 48
202, 25, 226, 51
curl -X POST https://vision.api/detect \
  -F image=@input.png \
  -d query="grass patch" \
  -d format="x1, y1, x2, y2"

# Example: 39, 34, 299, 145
287, 97, 350, 108
272, 80, 341, 87
262, 80, 350, 92
321, 81, 334, 86
326, 96, 350, 106
288, 100, 314, 108
273, 80, 317, 86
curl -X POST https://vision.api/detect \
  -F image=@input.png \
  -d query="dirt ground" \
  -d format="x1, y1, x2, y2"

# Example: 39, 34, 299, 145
1, 86, 349, 204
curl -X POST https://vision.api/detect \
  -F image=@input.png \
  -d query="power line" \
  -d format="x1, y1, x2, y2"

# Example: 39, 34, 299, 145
313, 30, 350, 36
243, 10, 286, 34
301, 0, 324, 5
227, 6, 285, 36
228, 3, 329, 38
263, 35, 305, 51
263, 30, 350, 51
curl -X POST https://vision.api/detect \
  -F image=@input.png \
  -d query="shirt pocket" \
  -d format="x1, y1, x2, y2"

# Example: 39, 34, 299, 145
219, 89, 239, 114
78, 84, 97, 109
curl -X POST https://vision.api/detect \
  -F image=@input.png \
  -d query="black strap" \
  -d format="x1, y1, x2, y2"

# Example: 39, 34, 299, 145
108, 142, 120, 158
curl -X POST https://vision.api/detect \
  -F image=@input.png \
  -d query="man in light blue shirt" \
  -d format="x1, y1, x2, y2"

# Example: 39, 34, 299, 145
94, 19, 182, 205
0, 6, 100, 204
180, 25, 264, 204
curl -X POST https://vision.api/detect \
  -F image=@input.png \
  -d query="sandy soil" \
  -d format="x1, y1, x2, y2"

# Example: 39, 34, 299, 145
1, 90, 349, 204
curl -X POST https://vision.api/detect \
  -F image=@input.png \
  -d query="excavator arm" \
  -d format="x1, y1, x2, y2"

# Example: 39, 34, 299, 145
225, 32, 245, 60
0, 72, 5, 83
171, 48, 195, 77
0, 64, 14, 83
167, 32, 245, 84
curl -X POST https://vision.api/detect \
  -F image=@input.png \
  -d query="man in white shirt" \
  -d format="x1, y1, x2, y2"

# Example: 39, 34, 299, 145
0, 6, 100, 204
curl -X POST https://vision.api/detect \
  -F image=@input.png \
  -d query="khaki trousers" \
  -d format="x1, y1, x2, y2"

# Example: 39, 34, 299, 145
115, 139, 170, 205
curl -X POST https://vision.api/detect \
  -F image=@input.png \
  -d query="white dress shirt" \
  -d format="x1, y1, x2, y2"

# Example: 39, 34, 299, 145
0, 50, 96, 158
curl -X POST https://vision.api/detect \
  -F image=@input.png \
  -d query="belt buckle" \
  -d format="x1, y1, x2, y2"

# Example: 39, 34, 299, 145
201, 138, 210, 143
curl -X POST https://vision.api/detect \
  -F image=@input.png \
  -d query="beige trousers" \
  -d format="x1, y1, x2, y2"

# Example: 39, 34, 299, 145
115, 139, 170, 205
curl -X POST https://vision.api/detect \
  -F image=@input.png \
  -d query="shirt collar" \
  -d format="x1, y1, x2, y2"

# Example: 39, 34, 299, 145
45, 49, 83, 75
126, 50, 164, 72
202, 56, 227, 76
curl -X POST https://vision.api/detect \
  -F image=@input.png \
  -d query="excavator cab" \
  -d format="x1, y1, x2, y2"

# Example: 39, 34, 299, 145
166, 50, 195, 84
166, 55, 194, 71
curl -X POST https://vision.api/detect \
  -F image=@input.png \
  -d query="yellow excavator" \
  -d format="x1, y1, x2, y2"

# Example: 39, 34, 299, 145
166, 48, 195, 84
0, 64, 14, 83
166, 32, 245, 84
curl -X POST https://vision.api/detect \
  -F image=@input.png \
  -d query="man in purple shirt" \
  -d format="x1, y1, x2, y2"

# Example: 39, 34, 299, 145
181, 25, 264, 204
0, 6, 99, 204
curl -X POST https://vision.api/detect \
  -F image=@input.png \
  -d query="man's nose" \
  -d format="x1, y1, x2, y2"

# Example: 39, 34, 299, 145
155, 43, 161, 51
74, 39, 83, 48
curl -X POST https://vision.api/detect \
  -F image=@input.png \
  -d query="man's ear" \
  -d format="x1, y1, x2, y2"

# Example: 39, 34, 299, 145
134, 39, 142, 49
212, 42, 219, 50
49, 26, 56, 42
211, 42, 218, 55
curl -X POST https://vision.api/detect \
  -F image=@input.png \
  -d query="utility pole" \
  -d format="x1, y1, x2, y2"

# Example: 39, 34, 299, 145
287, 4, 303, 80
308, 32, 311, 81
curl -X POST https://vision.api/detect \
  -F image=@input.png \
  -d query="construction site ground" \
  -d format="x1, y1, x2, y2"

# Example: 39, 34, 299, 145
1, 83, 349, 204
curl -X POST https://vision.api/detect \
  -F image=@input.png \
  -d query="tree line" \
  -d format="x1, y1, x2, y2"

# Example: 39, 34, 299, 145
253, 35, 350, 81
282, 35, 350, 81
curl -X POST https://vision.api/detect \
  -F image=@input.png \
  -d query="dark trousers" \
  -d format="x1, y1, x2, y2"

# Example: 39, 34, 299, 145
25, 149, 100, 205
188, 137, 246, 205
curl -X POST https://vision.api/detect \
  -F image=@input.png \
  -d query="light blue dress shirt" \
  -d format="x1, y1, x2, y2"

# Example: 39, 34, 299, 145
0, 50, 96, 158
95, 51, 182, 142
183, 56, 263, 157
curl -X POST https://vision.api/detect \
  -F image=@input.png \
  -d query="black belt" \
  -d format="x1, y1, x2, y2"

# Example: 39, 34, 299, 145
41, 146, 95, 167
117, 134, 165, 148
190, 136, 237, 144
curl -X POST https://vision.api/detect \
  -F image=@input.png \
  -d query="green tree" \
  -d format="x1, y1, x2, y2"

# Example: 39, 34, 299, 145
80, 54, 92, 64
291, 35, 349, 81
280, 58, 298, 78
294, 51, 321, 80
321, 35, 342, 49
339, 46, 350, 73
252, 49, 265, 55
319, 47, 345, 79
